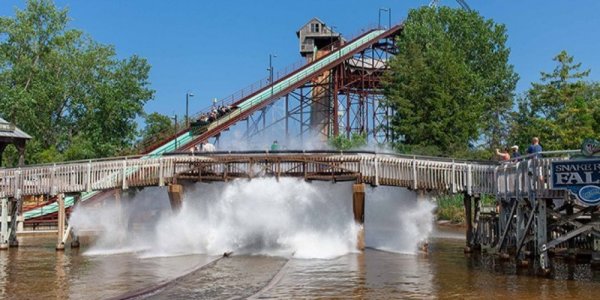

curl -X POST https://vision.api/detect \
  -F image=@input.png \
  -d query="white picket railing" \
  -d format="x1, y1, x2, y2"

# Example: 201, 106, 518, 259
0, 151, 577, 200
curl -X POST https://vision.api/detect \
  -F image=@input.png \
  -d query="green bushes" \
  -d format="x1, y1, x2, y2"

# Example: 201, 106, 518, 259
435, 194, 466, 224
435, 193, 496, 224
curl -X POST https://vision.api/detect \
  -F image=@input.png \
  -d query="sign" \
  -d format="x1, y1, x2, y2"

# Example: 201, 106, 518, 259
582, 138, 600, 157
552, 159, 600, 206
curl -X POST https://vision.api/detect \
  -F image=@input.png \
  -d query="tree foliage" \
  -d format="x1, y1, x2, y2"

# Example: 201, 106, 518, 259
141, 112, 173, 143
508, 51, 600, 150
384, 7, 518, 157
0, 0, 154, 165
329, 133, 367, 151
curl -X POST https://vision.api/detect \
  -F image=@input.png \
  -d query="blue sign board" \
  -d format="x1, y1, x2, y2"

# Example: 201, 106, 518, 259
552, 159, 600, 206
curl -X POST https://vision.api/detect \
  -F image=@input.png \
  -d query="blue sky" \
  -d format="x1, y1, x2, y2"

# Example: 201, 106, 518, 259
2, 0, 599, 118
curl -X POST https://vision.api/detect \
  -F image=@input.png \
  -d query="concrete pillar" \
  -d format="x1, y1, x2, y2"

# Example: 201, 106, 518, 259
0, 198, 8, 250
56, 194, 65, 251
167, 184, 184, 213
71, 194, 81, 248
352, 183, 365, 250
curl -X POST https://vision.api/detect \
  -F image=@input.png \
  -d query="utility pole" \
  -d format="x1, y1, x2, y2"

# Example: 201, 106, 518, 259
171, 114, 178, 150
185, 92, 194, 127
268, 54, 276, 96
378, 8, 391, 29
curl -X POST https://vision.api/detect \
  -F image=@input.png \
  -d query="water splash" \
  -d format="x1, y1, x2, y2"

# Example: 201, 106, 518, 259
70, 179, 359, 259
69, 180, 434, 259
365, 187, 436, 254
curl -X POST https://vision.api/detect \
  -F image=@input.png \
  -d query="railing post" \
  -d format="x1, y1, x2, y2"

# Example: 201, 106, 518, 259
374, 156, 379, 186
451, 160, 456, 194
14, 169, 21, 201
122, 158, 128, 190
493, 166, 499, 197
50, 164, 57, 196
86, 160, 92, 192
467, 164, 472, 195
412, 156, 418, 190
159, 157, 164, 187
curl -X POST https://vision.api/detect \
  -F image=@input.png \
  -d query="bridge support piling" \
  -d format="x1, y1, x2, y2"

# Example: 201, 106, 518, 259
464, 192, 473, 252
56, 194, 65, 251
8, 197, 21, 247
536, 198, 549, 271
71, 194, 81, 248
591, 210, 600, 266
352, 183, 365, 250
167, 184, 184, 213
0, 198, 8, 250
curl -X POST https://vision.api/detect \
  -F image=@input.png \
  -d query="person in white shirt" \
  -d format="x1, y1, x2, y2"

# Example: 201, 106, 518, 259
199, 142, 216, 152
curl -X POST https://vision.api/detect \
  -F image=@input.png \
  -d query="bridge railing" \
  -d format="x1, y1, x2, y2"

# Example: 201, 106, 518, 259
494, 150, 578, 200
0, 151, 515, 199
0, 155, 211, 198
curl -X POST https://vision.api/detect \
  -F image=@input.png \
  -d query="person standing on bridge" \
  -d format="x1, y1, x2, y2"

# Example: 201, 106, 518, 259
271, 140, 280, 151
495, 147, 510, 161
198, 141, 216, 152
526, 137, 544, 188
510, 145, 521, 159
526, 137, 543, 157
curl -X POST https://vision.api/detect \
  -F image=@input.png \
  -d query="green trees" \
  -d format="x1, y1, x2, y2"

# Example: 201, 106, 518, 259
509, 51, 600, 150
0, 0, 153, 164
141, 112, 174, 143
328, 133, 367, 151
384, 7, 517, 157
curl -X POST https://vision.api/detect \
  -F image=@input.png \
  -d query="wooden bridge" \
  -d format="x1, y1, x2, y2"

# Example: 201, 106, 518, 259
2, 149, 599, 274
0, 151, 499, 199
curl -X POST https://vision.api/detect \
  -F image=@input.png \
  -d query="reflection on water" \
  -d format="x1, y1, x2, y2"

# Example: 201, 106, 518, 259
1, 234, 600, 299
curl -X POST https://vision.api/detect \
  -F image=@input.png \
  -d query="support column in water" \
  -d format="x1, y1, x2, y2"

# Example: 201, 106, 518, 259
591, 209, 600, 266
352, 183, 365, 250
56, 194, 65, 251
463, 192, 473, 252
167, 184, 184, 213
0, 198, 8, 250
71, 194, 81, 248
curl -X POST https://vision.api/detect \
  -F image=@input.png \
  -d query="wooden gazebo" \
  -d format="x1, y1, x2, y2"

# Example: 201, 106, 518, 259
0, 117, 31, 167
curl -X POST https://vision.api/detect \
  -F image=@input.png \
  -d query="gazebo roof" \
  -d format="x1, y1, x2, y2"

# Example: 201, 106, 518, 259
0, 116, 32, 140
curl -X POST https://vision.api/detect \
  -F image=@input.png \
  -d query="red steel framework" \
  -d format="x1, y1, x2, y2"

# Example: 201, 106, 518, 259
185, 25, 403, 149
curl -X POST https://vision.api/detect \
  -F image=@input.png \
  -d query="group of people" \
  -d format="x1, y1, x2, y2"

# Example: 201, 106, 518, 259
495, 137, 543, 161
192, 141, 216, 153
195, 105, 233, 127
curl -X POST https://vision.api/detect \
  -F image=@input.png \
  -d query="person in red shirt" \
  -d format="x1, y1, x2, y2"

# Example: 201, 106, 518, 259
495, 147, 510, 161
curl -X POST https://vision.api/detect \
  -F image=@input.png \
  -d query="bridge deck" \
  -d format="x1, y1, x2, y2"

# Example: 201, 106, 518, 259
1, 150, 572, 202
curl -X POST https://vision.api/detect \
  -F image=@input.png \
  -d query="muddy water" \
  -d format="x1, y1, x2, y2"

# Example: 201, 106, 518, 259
1, 229, 600, 299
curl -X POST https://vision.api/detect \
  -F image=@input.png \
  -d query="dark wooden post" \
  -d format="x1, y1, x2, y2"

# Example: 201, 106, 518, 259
167, 184, 184, 212
56, 194, 65, 250
464, 192, 473, 252
353, 183, 365, 250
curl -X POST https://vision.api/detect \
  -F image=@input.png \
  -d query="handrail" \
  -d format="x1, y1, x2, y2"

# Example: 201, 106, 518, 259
1, 152, 499, 201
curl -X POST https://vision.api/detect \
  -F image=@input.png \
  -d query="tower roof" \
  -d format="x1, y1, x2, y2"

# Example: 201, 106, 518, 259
0, 116, 32, 140
296, 17, 327, 37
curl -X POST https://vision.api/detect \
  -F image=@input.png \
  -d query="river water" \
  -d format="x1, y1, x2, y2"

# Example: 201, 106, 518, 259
1, 228, 600, 299
3, 181, 600, 299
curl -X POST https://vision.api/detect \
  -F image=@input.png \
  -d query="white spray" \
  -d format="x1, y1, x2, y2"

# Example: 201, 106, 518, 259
69, 179, 434, 259
365, 187, 436, 254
